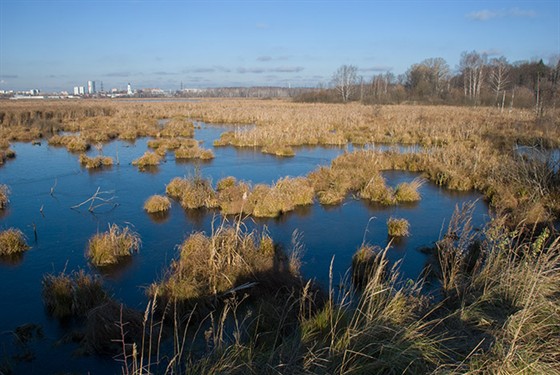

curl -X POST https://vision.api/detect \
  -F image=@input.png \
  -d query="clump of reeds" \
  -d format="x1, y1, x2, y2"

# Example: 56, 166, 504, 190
250, 177, 314, 217
174, 144, 214, 160
166, 175, 218, 209
42, 269, 108, 319
86, 224, 141, 266
262, 143, 295, 157
143, 194, 171, 213
48, 134, 90, 152
78, 154, 113, 169
359, 173, 396, 205
0, 184, 9, 209
0, 228, 30, 255
394, 177, 424, 202
387, 217, 410, 237
160, 117, 195, 138
149, 224, 302, 303
0, 148, 16, 165
132, 151, 162, 169
216, 177, 252, 215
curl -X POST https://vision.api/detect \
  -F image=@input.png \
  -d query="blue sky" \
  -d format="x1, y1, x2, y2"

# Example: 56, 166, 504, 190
0, 0, 558, 92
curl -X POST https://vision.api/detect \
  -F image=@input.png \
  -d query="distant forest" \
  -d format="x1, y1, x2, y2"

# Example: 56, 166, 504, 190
176, 50, 560, 112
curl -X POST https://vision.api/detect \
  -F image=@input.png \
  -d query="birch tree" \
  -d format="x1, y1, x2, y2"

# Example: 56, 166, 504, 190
332, 65, 358, 102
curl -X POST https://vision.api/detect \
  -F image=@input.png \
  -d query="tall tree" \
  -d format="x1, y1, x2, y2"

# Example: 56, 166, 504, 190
488, 56, 511, 107
459, 51, 487, 104
332, 65, 358, 102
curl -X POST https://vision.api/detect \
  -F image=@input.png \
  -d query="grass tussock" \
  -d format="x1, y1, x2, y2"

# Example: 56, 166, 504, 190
174, 144, 214, 160
143, 194, 171, 213
166, 175, 218, 209
48, 134, 90, 152
0, 184, 9, 209
0, 228, 30, 256
78, 154, 113, 169
132, 151, 163, 169
387, 217, 410, 237
261, 143, 295, 157
149, 223, 303, 304
41, 270, 108, 319
159, 117, 195, 138
86, 224, 141, 266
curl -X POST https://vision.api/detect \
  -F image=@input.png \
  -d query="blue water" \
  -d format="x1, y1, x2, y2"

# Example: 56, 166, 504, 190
0, 123, 488, 373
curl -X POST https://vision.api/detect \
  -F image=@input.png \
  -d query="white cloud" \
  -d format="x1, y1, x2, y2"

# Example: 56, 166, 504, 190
467, 8, 537, 21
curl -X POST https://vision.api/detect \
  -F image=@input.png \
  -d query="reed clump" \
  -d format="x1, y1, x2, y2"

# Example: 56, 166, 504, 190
387, 217, 410, 237
174, 144, 214, 160
261, 143, 295, 157
166, 175, 218, 209
0, 184, 9, 209
0, 228, 29, 255
149, 224, 301, 303
132, 151, 163, 169
48, 134, 90, 152
42, 270, 108, 319
143, 194, 171, 213
216, 177, 252, 215
351, 244, 387, 289
86, 224, 141, 266
78, 154, 113, 169
160, 117, 195, 138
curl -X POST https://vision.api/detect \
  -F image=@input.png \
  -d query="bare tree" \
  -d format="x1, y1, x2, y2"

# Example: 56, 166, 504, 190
488, 56, 510, 107
459, 51, 487, 104
332, 65, 358, 102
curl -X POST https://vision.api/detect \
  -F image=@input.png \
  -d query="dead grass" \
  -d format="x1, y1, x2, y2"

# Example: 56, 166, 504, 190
78, 154, 113, 169
42, 269, 108, 319
86, 224, 141, 266
174, 144, 214, 160
0, 184, 9, 209
143, 194, 171, 213
387, 217, 410, 237
132, 151, 163, 169
48, 134, 90, 152
0, 228, 30, 255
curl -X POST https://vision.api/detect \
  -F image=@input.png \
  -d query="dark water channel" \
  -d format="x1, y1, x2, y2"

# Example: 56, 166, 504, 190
0, 123, 488, 373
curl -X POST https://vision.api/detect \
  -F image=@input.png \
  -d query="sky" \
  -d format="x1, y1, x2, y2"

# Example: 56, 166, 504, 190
0, 0, 559, 92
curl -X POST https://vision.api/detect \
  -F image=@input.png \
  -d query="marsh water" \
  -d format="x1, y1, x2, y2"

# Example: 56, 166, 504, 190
0, 123, 488, 373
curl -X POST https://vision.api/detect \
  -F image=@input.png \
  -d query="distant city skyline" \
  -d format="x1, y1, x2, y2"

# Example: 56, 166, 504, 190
1, 0, 558, 92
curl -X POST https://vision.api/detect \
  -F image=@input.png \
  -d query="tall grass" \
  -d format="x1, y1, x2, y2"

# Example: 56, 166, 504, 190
0, 228, 30, 255
0, 184, 9, 209
143, 195, 171, 213
86, 224, 141, 266
79, 154, 113, 169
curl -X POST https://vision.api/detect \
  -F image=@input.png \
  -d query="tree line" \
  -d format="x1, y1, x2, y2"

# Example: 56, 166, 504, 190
297, 51, 560, 113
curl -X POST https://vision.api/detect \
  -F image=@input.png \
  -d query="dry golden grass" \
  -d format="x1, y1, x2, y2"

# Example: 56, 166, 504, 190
48, 134, 90, 152
42, 269, 108, 319
143, 194, 171, 213
0, 228, 29, 255
86, 224, 141, 266
387, 217, 410, 237
0, 184, 9, 209
174, 144, 214, 160
78, 154, 113, 169
132, 151, 163, 169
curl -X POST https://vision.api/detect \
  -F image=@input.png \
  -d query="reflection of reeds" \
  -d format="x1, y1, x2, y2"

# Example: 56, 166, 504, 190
0, 228, 29, 255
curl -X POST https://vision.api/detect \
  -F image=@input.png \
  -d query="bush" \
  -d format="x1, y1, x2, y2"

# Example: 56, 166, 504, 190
144, 194, 171, 213
86, 224, 141, 266
0, 228, 30, 255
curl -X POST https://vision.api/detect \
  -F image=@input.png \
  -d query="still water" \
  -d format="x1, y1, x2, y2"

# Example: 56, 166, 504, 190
0, 123, 488, 373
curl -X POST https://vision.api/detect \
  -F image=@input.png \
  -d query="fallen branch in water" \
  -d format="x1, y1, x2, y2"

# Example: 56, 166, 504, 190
71, 187, 118, 212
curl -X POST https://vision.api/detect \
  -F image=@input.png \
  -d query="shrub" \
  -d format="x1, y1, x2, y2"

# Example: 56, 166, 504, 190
0, 228, 30, 255
86, 224, 141, 266
79, 154, 113, 169
42, 270, 108, 319
387, 217, 410, 237
132, 151, 162, 169
0, 184, 9, 209
143, 194, 171, 213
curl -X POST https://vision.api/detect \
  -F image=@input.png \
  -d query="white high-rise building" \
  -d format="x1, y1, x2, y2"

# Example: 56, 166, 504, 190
73, 86, 80, 95
127, 83, 132, 95
79, 86, 85, 95
88, 81, 95, 95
